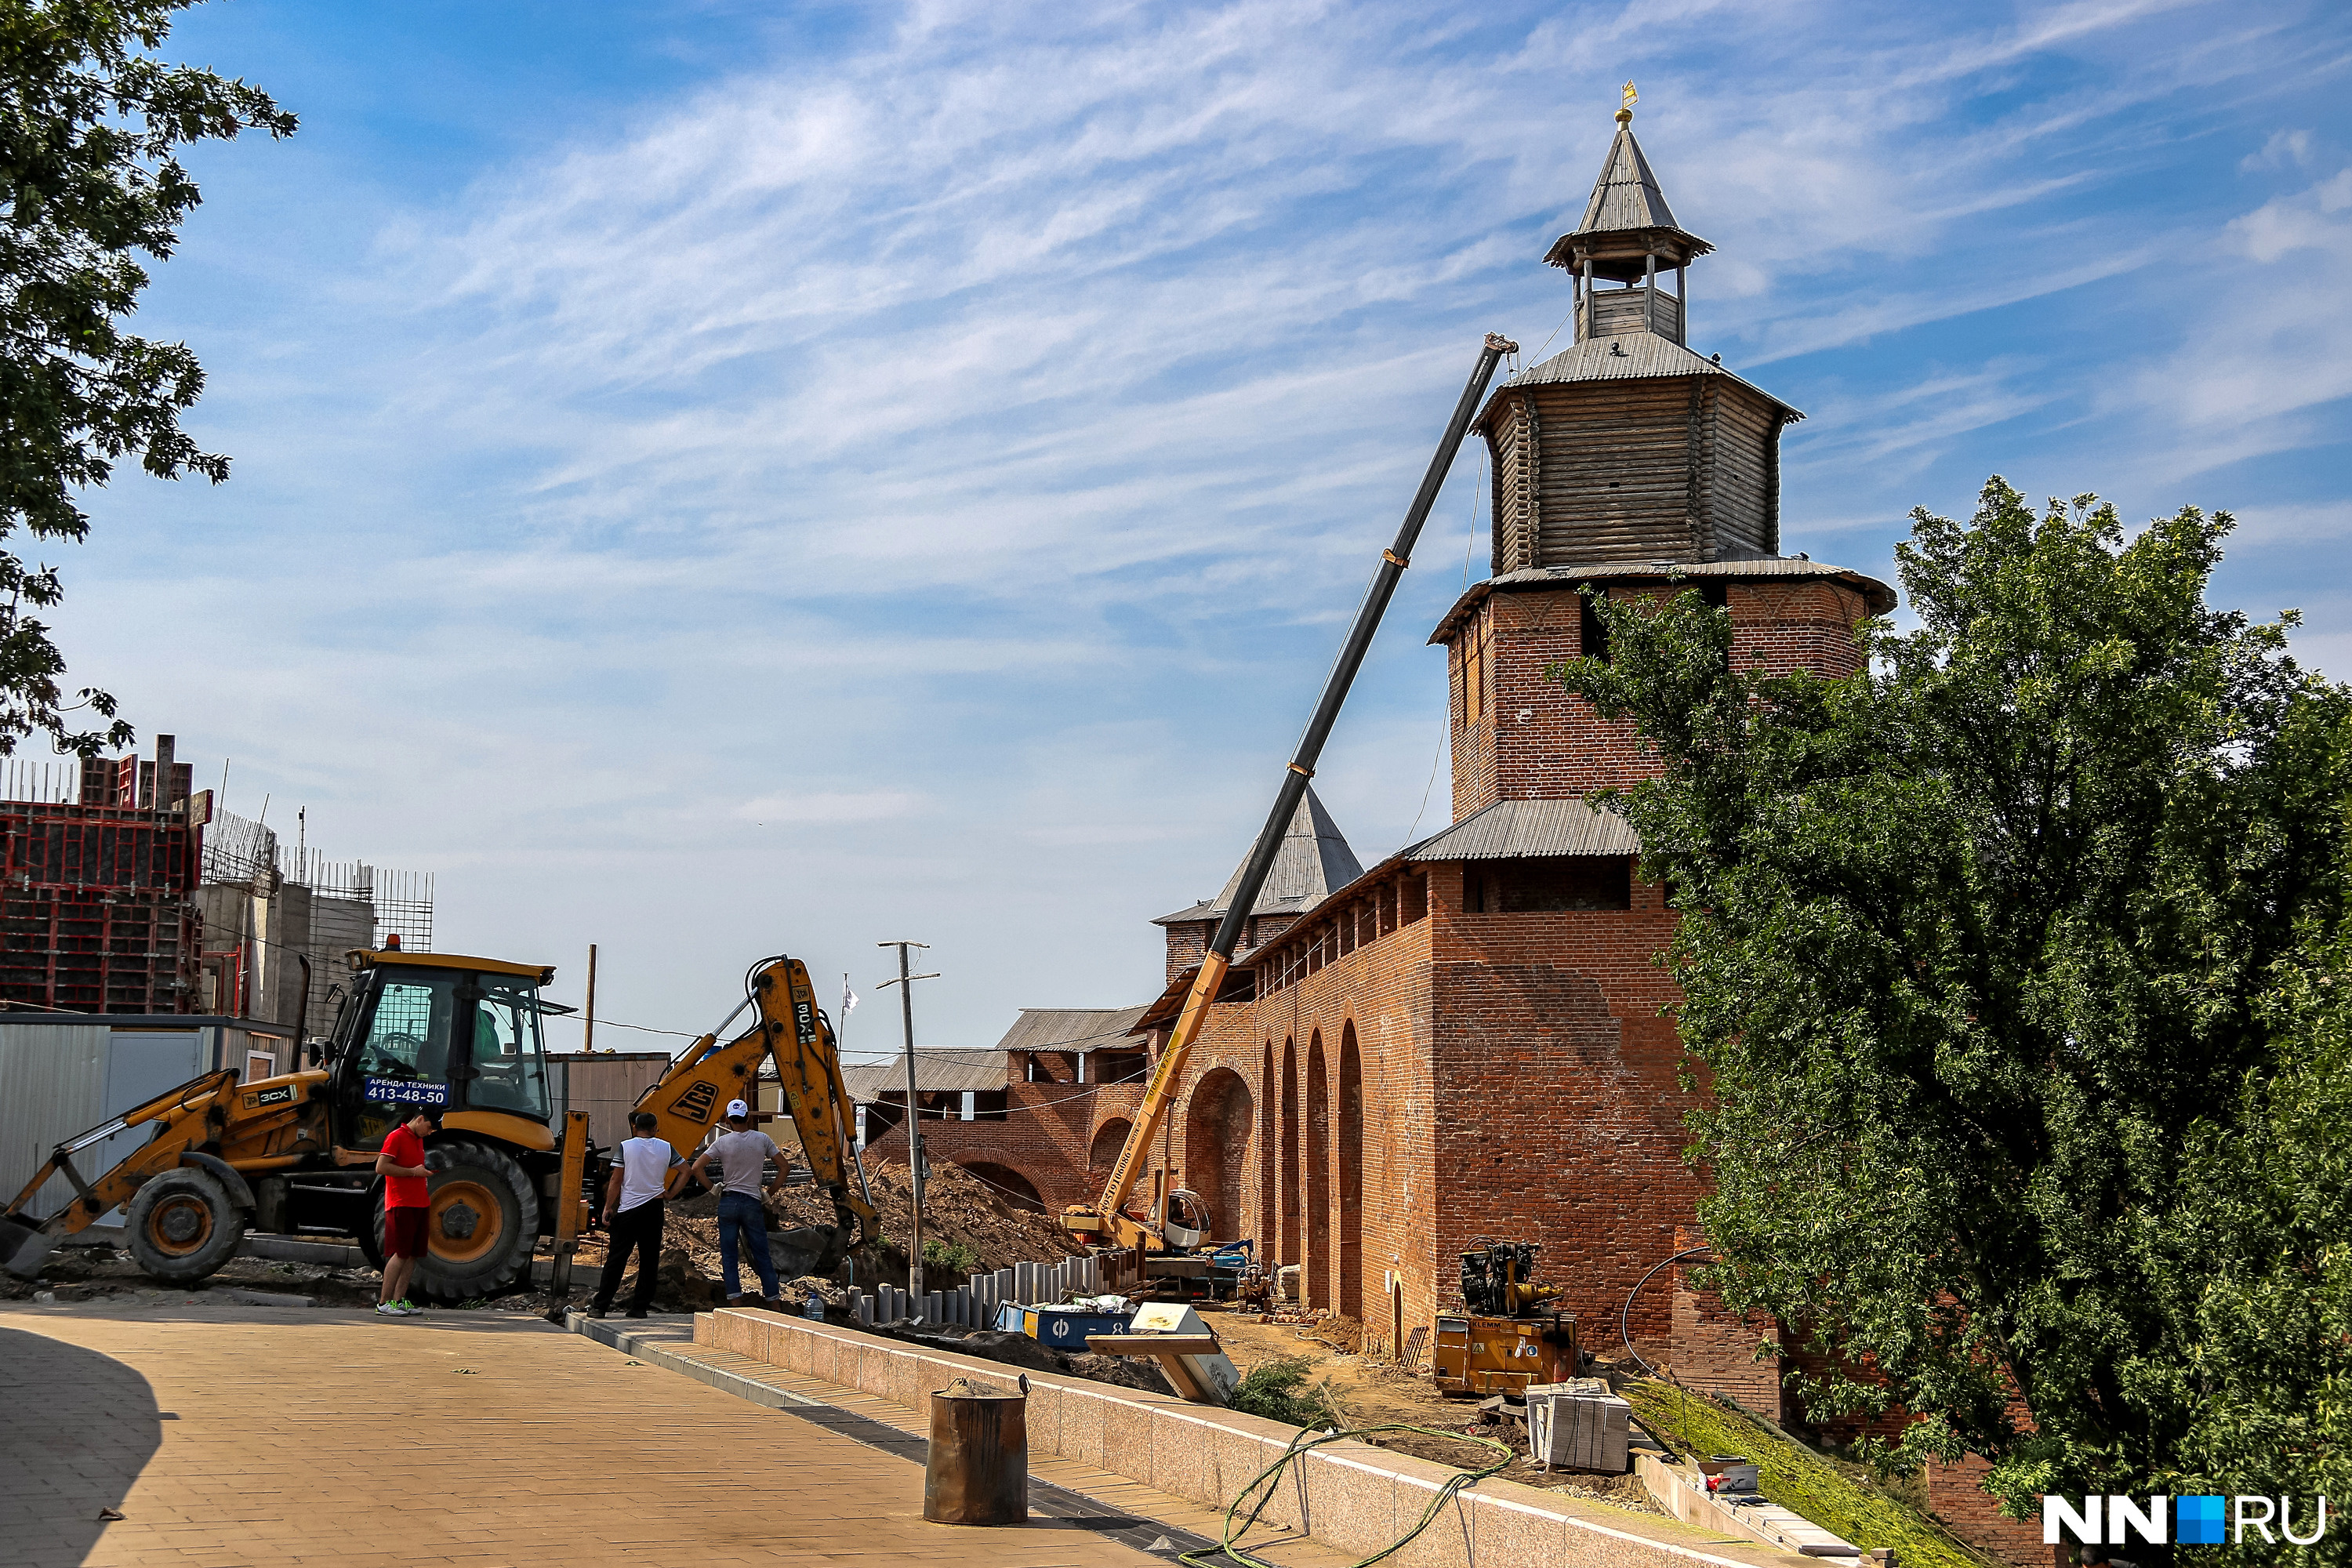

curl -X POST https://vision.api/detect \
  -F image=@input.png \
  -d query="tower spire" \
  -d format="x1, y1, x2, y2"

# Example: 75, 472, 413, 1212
1544, 93, 1711, 346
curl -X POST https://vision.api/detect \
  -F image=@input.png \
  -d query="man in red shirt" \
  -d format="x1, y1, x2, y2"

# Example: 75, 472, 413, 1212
375, 1100, 440, 1317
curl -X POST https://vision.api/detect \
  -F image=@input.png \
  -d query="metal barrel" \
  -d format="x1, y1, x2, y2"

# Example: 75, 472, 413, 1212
922, 1379, 1029, 1526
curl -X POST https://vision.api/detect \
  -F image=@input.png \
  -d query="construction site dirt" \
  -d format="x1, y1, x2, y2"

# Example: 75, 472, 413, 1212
0, 1247, 387, 1308
1209, 1306, 1664, 1511
565, 1156, 1086, 1309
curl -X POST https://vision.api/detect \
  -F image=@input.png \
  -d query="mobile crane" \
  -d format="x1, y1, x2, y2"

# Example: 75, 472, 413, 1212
2, 949, 878, 1303
1060, 333, 1516, 1262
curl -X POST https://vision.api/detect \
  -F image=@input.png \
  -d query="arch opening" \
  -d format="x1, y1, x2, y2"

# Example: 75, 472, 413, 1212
960, 1162, 1044, 1214
1307, 1033, 1330, 1311
1280, 1040, 1300, 1268
1339, 1025, 1364, 1328
1089, 1118, 1133, 1172
1259, 1042, 1276, 1249
1184, 1067, 1254, 1243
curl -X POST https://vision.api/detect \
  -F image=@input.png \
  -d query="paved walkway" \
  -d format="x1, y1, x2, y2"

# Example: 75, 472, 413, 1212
573, 1316, 1344, 1568
0, 1301, 1198, 1567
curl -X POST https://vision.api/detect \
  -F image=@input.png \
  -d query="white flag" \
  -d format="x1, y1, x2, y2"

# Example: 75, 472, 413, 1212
842, 974, 859, 1018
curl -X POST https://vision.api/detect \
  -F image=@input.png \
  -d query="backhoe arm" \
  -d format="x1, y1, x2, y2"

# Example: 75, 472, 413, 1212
3, 1070, 250, 1275
631, 955, 879, 1276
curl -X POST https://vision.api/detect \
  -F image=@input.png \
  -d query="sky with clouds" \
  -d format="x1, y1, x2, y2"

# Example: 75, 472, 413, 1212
40, 0, 2352, 1052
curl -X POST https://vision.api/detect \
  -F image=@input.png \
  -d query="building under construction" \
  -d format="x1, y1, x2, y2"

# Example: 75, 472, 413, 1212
0, 740, 201, 1014
0, 737, 432, 1038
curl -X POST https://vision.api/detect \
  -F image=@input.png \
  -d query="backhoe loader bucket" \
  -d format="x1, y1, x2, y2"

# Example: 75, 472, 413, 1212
0, 1215, 59, 1279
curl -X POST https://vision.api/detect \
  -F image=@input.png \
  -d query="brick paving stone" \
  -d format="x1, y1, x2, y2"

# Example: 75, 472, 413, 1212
2, 1302, 1163, 1566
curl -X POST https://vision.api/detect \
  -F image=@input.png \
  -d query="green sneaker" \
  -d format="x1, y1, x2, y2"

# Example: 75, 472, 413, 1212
395, 1299, 424, 1315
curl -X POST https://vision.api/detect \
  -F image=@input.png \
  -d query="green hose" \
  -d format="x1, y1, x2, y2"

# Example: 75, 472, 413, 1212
1181, 1422, 1516, 1568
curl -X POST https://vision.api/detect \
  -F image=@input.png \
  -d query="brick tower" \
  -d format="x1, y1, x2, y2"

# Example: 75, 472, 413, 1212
1435, 102, 1893, 819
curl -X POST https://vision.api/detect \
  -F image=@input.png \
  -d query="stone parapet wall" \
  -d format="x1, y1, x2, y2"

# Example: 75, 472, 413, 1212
699, 1306, 1824, 1568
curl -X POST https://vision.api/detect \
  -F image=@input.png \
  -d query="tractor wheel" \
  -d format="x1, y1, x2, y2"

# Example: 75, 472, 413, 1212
125, 1168, 249, 1284
372, 1140, 539, 1302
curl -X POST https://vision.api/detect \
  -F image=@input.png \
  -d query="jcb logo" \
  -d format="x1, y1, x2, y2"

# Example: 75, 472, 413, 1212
241, 1084, 296, 1110
670, 1082, 719, 1123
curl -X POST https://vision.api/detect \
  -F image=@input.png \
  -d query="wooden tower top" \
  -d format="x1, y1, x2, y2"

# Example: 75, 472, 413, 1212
1543, 114, 1711, 282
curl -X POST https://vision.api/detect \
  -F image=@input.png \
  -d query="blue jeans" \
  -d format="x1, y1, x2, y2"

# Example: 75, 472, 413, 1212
717, 1190, 778, 1300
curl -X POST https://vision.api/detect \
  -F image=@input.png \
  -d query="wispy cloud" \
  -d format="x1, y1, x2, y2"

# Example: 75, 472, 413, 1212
2129, 164, 2352, 476
74, 0, 2352, 1039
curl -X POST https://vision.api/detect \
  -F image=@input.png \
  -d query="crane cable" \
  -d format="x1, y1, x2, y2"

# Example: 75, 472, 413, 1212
1181, 1422, 1515, 1568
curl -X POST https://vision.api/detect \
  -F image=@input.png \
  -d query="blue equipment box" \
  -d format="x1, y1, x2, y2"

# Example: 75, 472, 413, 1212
996, 1303, 1133, 1347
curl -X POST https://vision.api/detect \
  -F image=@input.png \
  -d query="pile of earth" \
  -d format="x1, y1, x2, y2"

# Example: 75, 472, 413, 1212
570, 1156, 1083, 1311
803, 1158, 1087, 1279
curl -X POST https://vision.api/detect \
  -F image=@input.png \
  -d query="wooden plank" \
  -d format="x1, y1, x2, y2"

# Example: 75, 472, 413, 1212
1084, 1334, 1221, 1356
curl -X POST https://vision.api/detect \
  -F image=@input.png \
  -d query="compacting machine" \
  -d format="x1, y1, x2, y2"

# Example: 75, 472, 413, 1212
1432, 1240, 1581, 1396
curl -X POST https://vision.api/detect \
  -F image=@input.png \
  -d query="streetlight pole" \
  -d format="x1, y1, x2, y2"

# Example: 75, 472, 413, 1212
876, 941, 938, 1313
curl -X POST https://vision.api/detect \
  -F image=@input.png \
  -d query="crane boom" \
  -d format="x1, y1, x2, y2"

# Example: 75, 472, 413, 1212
1066, 332, 1518, 1253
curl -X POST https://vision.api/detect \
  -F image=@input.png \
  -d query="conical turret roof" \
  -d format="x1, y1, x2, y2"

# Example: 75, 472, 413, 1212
1544, 118, 1711, 278
1152, 786, 1364, 926
1577, 122, 1682, 234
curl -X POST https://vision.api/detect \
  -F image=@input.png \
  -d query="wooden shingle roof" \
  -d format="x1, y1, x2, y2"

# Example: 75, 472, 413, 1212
1401, 797, 1641, 861
1475, 336, 1800, 426
1543, 122, 1713, 278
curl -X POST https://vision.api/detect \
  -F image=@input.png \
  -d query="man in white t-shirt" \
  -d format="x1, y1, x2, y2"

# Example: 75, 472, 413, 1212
589, 1111, 684, 1319
687, 1098, 786, 1308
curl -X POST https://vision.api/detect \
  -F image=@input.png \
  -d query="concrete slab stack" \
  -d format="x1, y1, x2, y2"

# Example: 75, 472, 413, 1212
1526, 1383, 1631, 1472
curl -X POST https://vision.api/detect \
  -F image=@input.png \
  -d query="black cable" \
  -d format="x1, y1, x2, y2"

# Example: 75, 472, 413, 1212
1621, 1246, 1715, 1375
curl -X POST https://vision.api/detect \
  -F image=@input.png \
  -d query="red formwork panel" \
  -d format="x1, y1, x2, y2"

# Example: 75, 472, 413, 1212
0, 802, 201, 1013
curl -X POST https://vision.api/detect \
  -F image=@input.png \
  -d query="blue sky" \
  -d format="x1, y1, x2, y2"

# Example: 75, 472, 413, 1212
45, 0, 2352, 1052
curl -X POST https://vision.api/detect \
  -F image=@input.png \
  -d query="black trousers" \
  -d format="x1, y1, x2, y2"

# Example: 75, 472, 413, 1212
593, 1200, 663, 1310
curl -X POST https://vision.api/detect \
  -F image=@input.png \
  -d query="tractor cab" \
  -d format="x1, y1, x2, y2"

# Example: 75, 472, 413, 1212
325, 950, 563, 1152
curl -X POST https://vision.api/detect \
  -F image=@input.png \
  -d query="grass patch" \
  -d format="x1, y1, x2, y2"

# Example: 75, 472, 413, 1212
921, 1238, 982, 1277
1623, 1380, 1998, 1568
1227, 1354, 1345, 1429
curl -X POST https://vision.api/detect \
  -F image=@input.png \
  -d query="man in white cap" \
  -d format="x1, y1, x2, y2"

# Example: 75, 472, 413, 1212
688, 1098, 786, 1308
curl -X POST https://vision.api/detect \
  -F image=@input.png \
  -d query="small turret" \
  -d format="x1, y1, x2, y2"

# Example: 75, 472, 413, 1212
1543, 84, 1710, 346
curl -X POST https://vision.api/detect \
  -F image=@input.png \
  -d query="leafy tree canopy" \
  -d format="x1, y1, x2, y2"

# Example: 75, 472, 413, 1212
1553, 477, 2352, 1537
0, 0, 292, 753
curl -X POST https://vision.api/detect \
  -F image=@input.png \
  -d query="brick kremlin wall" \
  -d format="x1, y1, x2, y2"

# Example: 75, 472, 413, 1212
862, 1078, 1147, 1215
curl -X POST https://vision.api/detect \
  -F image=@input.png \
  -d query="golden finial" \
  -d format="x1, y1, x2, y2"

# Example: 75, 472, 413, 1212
1617, 81, 1637, 125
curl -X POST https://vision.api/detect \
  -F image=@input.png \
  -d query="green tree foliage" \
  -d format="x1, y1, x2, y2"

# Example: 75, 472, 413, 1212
2166, 921, 2352, 1536
1552, 478, 2352, 1530
0, 2, 292, 753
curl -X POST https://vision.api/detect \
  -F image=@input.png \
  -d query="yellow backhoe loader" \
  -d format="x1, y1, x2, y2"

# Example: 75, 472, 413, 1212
2, 949, 877, 1303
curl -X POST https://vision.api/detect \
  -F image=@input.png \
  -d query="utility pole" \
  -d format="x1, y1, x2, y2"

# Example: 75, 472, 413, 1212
877, 941, 939, 1311
583, 944, 598, 1052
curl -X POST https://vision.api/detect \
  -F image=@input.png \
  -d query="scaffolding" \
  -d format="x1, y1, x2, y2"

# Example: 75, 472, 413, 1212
0, 755, 201, 1013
